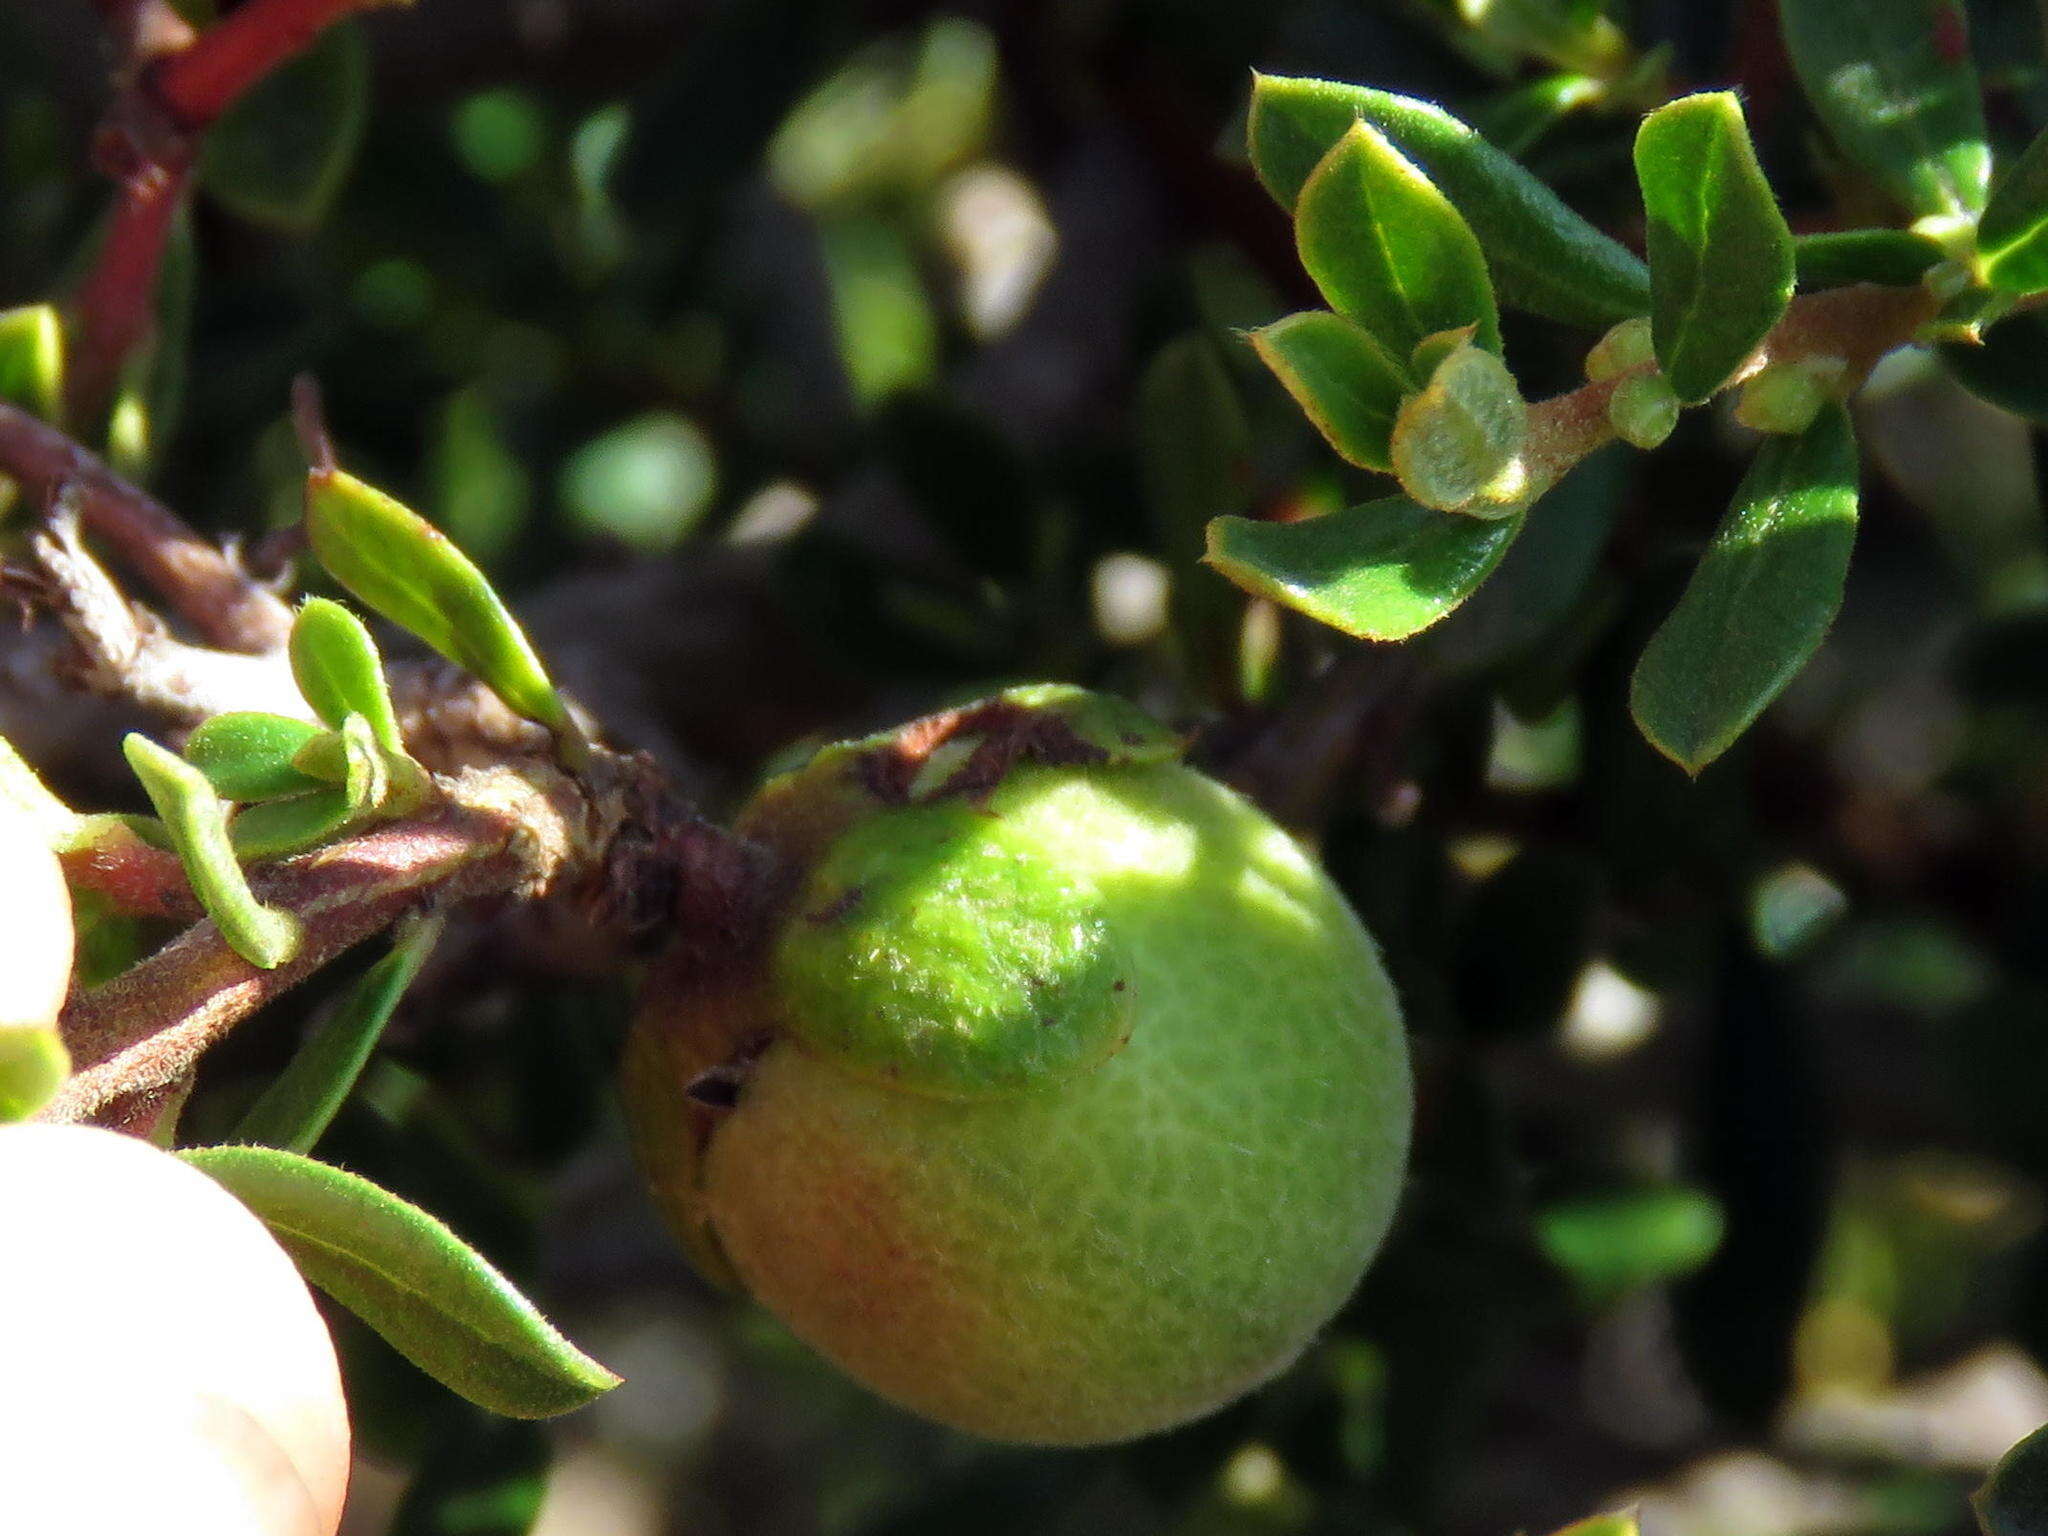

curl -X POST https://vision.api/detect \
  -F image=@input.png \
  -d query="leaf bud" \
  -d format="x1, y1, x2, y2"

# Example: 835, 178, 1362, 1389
1606, 372, 1680, 450
1390, 342, 1528, 516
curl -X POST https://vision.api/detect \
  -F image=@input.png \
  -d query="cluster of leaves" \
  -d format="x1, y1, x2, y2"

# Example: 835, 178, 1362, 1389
1203, 0, 2048, 773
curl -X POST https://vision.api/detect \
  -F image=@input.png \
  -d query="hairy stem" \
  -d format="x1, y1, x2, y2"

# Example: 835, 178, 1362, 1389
1519, 282, 1943, 495
40, 803, 522, 1125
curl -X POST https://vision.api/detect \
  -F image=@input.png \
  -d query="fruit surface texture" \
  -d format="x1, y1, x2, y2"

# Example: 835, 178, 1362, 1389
0, 1124, 351, 1535
625, 688, 1412, 1444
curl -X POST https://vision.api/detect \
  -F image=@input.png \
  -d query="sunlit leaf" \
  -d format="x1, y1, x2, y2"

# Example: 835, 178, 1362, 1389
0, 304, 63, 424
1249, 74, 1650, 325
1629, 404, 1859, 772
304, 468, 584, 763
1251, 311, 1410, 472
1207, 495, 1522, 641
182, 1145, 621, 1418
1635, 93, 1793, 403
123, 734, 301, 969
184, 712, 326, 803
1295, 122, 1498, 358
289, 597, 405, 755
1979, 126, 2048, 296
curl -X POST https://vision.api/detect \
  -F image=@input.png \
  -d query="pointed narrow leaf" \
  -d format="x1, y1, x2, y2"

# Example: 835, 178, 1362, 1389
181, 1145, 621, 1418
1251, 311, 1410, 471
184, 712, 327, 803
1206, 494, 1523, 640
1793, 228, 1943, 290
1978, 126, 2048, 296
1778, 0, 1989, 221
0, 305, 63, 423
289, 597, 405, 753
123, 735, 301, 969
1296, 122, 1499, 358
1248, 74, 1650, 325
1630, 405, 1859, 771
236, 912, 443, 1153
305, 469, 585, 762
1635, 93, 1793, 403
0, 1026, 68, 1122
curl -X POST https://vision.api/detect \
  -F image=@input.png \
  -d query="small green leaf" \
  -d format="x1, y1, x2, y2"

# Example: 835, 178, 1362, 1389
1979, 126, 2048, 296
180, 1145, 621, 1418
1778, 0, 1989, 221
1537, 1186, 1724, 1306
1977, 1420, 2048, 1536
199, 23, 369, 232
1629, 404, 1859, 772
235, 912, 443, 1153
1635, 93, 1793, 403
1250, 311, 1410, 472
1793, 228, 1945, 290
229, 787, 357, 862
305, 468, 584, 763
0, 1026, 68, 1123
1206, 495, 1523, 641
1295, 122, 1499, 359
1941, 309, 2048, 422
123, 734, 301, 969
0, 305, 64, 423
289, 597, 405, 754
1248, 74, 1651, 325
184, 712, 327, 803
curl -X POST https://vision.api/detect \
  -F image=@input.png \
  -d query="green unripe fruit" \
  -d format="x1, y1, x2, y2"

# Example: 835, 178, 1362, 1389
623, 687, 1411, 1445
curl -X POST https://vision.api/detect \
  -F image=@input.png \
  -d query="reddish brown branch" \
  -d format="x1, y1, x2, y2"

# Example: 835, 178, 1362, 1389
39, 803, 529, 1126
60, 835, 201, 922
63, 152, 191, 429
150, 0, 383, 131
0, 400, 293, 652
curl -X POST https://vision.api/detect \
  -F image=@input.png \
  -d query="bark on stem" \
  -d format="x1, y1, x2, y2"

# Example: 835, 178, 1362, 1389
39, 801, 528, 1126
0, 400, 293, 652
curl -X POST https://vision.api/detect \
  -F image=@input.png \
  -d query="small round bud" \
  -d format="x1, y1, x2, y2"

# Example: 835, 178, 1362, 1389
1733, 356, 1847, 435
1607, 372, 1680, 450
1391, 343, 1528, 514
1584, 316, 1655, 382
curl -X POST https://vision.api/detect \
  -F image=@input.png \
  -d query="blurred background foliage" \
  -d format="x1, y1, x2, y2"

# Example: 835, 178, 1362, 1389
11, 0, 2048, 1533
